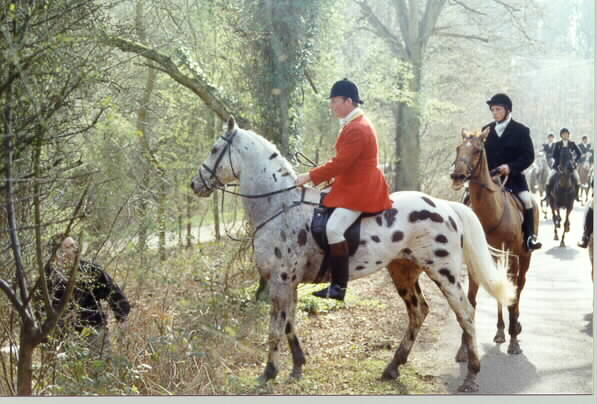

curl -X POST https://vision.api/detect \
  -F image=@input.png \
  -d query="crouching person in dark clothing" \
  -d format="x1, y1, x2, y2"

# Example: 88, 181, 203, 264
47, 235, 130, 359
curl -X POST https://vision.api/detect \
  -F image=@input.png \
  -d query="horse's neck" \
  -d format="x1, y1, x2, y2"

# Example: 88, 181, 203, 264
469, 151, 503, 221
237, 139, 299, 228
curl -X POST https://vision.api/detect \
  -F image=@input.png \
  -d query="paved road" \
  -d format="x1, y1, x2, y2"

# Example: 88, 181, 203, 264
431, 202, 594, 394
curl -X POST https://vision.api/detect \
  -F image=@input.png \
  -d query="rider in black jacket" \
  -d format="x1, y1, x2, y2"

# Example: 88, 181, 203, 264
482, 93, 541, 251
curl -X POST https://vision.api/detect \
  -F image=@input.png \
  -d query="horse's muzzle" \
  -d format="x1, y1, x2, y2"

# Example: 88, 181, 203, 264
450, 173, 467, 181
190, 178, 214, 197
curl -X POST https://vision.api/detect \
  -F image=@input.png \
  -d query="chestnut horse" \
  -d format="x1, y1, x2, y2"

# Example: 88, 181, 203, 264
450, 128, 539, 356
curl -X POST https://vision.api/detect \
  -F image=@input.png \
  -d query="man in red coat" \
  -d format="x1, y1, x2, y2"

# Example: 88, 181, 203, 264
296, 79, 393, 300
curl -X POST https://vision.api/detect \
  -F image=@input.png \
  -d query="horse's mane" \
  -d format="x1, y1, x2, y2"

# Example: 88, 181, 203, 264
241, 129, 297, 177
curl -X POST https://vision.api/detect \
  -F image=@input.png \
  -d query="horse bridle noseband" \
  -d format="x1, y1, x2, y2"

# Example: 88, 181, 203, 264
199, 130, 240, 190
197, 129, 306, 238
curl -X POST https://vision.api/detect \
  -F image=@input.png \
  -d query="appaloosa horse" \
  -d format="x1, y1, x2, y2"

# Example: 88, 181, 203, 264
450, 128, 539, 356
191, 117, 515, 392
547, 154, 576, 247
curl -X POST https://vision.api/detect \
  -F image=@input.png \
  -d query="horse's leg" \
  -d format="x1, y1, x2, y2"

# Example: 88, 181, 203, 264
561, 207, 572, 247
494, 303, 506, 343
428, 266, 480, 392
564, 207, 572, 233
258, 281, 294, 383
507, 255, 528, 355
456, 278, 480, 361
381, 260, 428, 381
553, 207, 559, 240
286, 288, 306, 379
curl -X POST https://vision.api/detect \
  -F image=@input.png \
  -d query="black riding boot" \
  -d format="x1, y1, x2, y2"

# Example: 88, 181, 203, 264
523, 208, 542, 251
578, 207, 593, 248
313, 241, 349, 301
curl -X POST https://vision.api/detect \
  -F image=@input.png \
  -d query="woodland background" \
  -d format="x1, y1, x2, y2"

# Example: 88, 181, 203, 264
0, 0, 594, 396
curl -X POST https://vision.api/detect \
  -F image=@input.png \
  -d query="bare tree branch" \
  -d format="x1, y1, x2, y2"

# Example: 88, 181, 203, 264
419, 0, 448, 49
449, 0, 487, 16
491, 0, 521, 12
102, 35, 250, 127
0, 280, 27, 321
435, 32, 489, 42
354, 0, 408, 59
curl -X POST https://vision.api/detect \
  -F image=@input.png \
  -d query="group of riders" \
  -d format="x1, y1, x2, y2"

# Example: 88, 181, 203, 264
540, 129, 594, 248
542, 130, 593, 199
297, 79, 594, 301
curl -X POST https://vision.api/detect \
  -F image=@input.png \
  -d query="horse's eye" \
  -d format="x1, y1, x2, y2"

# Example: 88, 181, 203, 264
211, 147, 218, 155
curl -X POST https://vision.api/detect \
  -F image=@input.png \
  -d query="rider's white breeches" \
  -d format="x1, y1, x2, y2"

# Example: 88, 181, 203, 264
326, 207, 362, 244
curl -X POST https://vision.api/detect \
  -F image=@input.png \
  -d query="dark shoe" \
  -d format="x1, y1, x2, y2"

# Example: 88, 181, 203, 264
578, 236, 589, 248
526, 235, 542, 251
313, 241, 349, 301
523, 208, 542, 251
312, 284, 346, 301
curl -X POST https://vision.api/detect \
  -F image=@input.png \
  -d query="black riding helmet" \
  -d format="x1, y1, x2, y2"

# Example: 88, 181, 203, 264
329, 78, 364, 104
486, 93, 512, 111
560, 128, 570, 137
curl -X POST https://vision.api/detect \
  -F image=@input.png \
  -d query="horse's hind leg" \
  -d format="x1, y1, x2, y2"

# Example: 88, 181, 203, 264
286, 288, 306, 379
494, 303, 506, 343
507, 255, 528, 355
381, 259, 428, 381
456, 278, 480, 361
428, 266, 480, 392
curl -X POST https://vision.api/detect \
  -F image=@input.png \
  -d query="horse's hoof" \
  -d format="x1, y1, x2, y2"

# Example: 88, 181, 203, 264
455, 345, 468, 362
381, 367, 399, 381
457, 380, 479, 393
507, 341, 522, 355
493, 333, 506, 344
289, 369, 303, 380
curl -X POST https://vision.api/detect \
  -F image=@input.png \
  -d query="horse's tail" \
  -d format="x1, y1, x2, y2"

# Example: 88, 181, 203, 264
448, 202, 516, 307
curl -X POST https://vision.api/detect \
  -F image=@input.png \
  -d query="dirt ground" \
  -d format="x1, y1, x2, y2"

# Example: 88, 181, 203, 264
222, 268, 457, 395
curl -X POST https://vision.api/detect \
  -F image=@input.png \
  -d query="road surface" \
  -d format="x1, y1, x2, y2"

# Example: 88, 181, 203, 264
430, 202, 594, 394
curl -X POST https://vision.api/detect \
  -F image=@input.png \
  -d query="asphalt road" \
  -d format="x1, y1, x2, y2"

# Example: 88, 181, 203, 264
431, 202, 594, 394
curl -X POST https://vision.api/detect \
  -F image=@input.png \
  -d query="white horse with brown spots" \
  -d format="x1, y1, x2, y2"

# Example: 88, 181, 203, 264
190, 117, 515, 392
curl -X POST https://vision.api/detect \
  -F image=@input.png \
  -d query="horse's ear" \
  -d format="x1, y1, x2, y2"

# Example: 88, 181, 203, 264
461, 128, 468, 139
480, 127, 490, 142
227, 116, 237, 132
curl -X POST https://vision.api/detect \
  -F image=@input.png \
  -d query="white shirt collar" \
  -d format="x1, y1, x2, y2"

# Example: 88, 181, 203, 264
339, 107, 362, 127
494, 114, 512, 137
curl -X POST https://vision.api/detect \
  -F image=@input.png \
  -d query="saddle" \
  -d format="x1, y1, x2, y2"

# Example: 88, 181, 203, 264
310, 193, 381, 281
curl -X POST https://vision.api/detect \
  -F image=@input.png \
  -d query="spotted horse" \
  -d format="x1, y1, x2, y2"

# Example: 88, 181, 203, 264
191, 117, 515, 393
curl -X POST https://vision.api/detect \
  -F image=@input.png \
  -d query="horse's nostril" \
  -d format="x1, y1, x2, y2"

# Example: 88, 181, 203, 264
190, 181, 194, 190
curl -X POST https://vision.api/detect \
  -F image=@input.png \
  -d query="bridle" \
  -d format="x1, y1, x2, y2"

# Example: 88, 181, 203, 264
198, 129, 297, 199
451, 143, 495, 190
452, 141, 510, 235
196, 129, 311, 239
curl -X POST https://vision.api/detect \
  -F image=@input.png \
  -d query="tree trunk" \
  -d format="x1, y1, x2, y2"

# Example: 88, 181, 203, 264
157, 176, 167, 261
16, 328, 34, 396
394, 62, 423, 191
205, 111, 221, 240
185, 191, 193, 248
135, 0, 157, 266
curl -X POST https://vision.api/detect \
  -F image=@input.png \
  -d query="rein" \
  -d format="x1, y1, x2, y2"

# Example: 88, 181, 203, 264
199, 130, 320, 239
199, 129, 298, 199
456, 145, 510, 235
